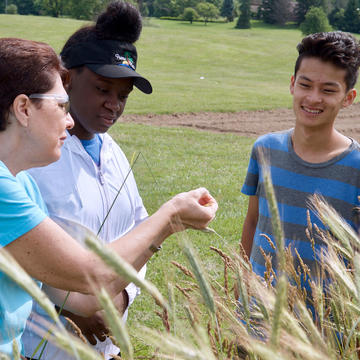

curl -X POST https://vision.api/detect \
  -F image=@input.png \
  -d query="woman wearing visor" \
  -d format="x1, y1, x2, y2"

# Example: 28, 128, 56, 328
0, 35, 217, 360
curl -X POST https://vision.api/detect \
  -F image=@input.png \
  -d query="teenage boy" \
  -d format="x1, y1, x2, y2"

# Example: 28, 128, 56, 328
241, 31, 360, 282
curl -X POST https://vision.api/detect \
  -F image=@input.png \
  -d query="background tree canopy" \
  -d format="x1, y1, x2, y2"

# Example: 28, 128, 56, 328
2, 0, 360, 33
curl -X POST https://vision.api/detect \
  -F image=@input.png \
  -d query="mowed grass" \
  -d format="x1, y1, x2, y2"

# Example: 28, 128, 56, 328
109, 123, 254, 355
0, 14, 306, 113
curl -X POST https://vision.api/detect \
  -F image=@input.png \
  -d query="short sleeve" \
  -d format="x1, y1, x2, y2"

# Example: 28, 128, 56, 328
0, 163, 47, 246
241, 144, 260, 196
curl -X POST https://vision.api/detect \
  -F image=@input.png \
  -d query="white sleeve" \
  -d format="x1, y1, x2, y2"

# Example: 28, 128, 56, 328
122, 264, 147, 321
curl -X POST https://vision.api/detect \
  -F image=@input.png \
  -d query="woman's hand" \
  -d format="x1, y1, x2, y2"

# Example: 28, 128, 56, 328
164, 187, 218, 232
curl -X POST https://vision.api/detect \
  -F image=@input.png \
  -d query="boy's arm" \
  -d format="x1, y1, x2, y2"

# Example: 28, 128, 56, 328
241, 195, 259, 258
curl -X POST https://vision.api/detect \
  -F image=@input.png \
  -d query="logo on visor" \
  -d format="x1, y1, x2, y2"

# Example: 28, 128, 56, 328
114, 52, 135, 70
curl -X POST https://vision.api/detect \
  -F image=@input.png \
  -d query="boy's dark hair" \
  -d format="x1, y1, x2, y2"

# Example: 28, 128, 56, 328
294, 31, 360, 90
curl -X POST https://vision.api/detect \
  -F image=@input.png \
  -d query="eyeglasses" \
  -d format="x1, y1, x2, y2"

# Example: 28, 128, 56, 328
29, 93, 70, 114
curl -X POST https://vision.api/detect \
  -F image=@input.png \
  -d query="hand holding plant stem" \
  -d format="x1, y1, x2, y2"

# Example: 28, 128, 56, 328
164, 187, 218, 232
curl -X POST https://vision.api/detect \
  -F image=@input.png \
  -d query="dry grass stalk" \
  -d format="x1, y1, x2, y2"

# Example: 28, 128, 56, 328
209, 246, 233, 266
294, 248, 311, 282
171, 261, 195, 279
259, 246, 276, 287
239, 242, 251, 268
155, 309, 170, 333
224, 260, 229, 297
260, 233, 276, 251
96, 287, 134, 360
175, 284, 193, 299
140, 326, 217, 360
64, 317, 87, 344
30, 321, 103, 360
85, 234, 168, 310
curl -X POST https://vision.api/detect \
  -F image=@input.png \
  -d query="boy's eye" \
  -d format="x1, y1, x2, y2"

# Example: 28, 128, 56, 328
323, 89, 336, 93
299, 82, 310, 88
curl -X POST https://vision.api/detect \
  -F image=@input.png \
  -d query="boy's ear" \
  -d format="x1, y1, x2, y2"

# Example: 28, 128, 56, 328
12, 94, 31, 127
290, 75, 295, 95
342, 88, 356, 108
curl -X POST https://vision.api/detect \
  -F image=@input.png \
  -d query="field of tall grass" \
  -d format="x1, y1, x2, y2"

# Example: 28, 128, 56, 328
1, 158, 360, 359
1, 13, 360, 360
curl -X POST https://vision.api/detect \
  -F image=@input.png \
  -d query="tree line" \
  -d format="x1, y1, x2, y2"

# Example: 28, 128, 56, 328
2, 0, 360, 34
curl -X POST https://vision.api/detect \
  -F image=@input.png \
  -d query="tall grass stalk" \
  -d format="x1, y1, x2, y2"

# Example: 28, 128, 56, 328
96, 287, 134, 360
270, 274, 287, 348
85, 233, 168, 309
29, 321, 103, 360
182, 239, 215, 315
0, 248, 60, 326
4, 160, 360, 359
140, 326, 216, 360
259, 152, 285, 273
12, 340, 20, 360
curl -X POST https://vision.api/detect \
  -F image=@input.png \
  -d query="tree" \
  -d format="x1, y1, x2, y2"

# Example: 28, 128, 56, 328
196, 2, 219, 24
66, 0, 103, 20
12, 0, 40, 14
235, 0, 251, 28
153, 0, 182, 16
206, 0, 222, 9
260, 0, 276, 24
295, 0, 328, 24
259, 0, 291, 25
328, 7, 345, 30
343, 0, 360, 33
271, 0, 291, 25
300, 6, 332, 35
183, 6, 198, 22
35, 0, 68, 17
221, 0, 234, 21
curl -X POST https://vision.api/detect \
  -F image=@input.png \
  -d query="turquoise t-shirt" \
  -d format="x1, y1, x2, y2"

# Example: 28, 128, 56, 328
0, 161, 47, 358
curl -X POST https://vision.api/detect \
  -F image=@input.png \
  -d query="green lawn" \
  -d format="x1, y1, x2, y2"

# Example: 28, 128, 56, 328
0, 14, 306, 113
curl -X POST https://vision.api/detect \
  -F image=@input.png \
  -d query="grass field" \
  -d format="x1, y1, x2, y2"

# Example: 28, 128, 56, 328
0, 14, 306, 113
109, 123, 254, 355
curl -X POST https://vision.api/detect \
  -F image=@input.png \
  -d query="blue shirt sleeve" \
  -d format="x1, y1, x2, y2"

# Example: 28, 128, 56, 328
0, 162, 47, 247
241, 143, 259, 196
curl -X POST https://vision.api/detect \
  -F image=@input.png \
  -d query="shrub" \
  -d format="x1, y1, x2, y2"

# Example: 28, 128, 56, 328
183, 7, 199, 24
300, 6, 332, 35
6, 4, 18, 14
196, 2, 219, 24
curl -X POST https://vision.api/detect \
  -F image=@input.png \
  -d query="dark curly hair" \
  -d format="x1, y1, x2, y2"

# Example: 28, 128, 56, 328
61, 1, 142, 69
294, 31, 360, 91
